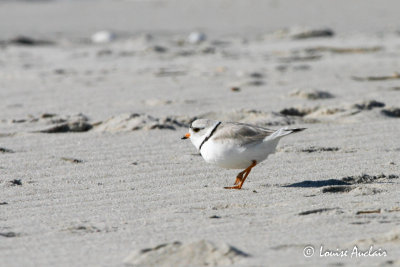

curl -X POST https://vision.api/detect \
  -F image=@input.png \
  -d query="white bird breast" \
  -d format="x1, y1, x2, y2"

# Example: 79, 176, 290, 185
200, 138, 281, 169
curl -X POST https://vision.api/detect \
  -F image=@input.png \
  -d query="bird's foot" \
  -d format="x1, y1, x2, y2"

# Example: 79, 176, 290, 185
224, 185, 242, 190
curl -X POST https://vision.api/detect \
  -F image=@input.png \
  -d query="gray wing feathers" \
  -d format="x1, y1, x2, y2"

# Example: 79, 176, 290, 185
213, 123, 306, 146
212, 122, 275, 145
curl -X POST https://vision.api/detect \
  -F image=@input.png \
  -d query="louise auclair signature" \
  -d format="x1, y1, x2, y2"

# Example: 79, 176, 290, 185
303, 245, 387, 258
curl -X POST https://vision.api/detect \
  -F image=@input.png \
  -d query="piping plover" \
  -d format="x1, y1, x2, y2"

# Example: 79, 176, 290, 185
182, 119, 305, 189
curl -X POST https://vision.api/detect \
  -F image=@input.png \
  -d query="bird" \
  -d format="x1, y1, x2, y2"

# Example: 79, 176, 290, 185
182, 119, 305, 189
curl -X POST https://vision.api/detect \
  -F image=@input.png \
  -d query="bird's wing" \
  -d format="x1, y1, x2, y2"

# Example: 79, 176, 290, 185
212, 122, 276, 146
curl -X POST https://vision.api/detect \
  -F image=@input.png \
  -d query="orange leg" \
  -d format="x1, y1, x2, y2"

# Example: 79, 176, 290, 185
234, 170, 246, 185
224, 160, 257, 190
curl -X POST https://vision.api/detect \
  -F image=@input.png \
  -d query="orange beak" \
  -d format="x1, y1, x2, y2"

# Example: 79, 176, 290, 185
181, 133, 190, 140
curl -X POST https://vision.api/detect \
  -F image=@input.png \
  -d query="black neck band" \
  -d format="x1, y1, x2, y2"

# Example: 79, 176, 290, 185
199, 121, 221, 151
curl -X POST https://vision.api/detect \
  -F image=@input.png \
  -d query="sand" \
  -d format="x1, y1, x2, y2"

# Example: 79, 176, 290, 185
1, 0, 400, 266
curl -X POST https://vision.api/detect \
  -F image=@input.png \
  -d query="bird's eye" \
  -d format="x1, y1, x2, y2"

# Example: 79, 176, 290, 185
193, 128, 200, 133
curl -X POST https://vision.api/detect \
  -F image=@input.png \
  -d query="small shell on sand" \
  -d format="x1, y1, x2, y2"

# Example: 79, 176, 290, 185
187, 32, 206, 44
91, 31, 116, 43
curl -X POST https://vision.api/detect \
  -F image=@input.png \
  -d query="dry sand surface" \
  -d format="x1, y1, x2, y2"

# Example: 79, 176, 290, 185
1, 0, 400, 266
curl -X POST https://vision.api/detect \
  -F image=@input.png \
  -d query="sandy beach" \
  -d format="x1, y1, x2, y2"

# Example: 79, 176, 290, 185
1, 0, 400, 266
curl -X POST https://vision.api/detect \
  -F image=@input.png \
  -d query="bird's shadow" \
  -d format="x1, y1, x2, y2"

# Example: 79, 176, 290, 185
282, 179, 351, 188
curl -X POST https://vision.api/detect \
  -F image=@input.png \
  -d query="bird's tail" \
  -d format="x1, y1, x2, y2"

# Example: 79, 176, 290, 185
287, 128, 306, 133
267, 127, 306, 140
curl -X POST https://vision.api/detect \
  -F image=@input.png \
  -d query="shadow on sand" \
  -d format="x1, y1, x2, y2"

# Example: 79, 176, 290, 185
282, 179, 350, 188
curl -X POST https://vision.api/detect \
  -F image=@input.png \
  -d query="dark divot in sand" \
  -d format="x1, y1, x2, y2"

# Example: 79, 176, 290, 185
292, 28, 334, 39
352, 72, 400, 81
61, 157, 83, 164
9, 179, 22, 186
306, 46, 382, 54
278, 55, 322, 63
201, 47, 216, 54
97, 49, 113, 57
342, 174, 399, 184
280, 107, 309, 117
0, 147, 14, 153
249, 72, 264, 79
41, 113, 57, 118
8, 36, 54, 46
284, 179, 350, 188
11, 119, 27, 123
276, 64, 312, 72
149, 124, 176, 130
353, 100, 385, 110
40, 121, 93, 133
298, 208, 337, 216
0, 202, 8, 205
290, 89, 334, 100
381, 107, 400, 118
155, 68, 186, 77
322, 185, 354, 193
54, 68, 68, 74
175, 50, 196, 57
300, 146, 339, 153
0, 232, 18, 238
245, 80, 265, 86
67, 225, 101, 234
163, 117, 193, 128
209, 215, 221, 219
66, 224, 117, 234
351, 221, 370, 225
356, 209, 381, 215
